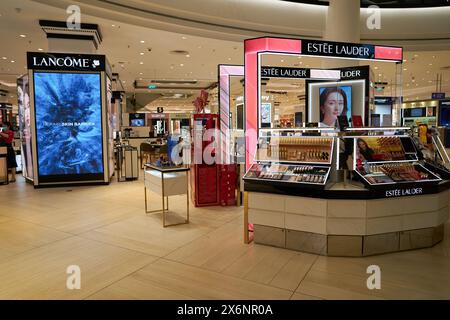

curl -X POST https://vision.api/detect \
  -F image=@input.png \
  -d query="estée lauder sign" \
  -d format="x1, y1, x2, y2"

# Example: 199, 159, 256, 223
27, 52, 106, 71
302, 40, 375, 60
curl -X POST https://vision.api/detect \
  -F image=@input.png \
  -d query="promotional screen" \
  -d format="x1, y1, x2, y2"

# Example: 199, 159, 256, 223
261, 102, 272, 127
319, 86, 352, 127
355, 137, 406, 163
439, 101, 450, 127
129, 113, 145, 126
17, 75, 34, 180
34, 72, 104, 180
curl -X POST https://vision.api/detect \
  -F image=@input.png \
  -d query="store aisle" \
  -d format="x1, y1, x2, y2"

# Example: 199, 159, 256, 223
0, 176, 449, 299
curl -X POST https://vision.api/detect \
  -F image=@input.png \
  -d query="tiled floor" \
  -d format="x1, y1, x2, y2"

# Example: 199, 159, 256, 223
0, 175, 449, 300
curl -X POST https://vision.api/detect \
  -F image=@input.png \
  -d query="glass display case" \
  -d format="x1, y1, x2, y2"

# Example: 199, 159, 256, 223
352, 135, 442, 188
244, 132, 335, 188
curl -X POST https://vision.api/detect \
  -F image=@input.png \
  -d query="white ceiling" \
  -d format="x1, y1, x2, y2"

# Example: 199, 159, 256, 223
0, 0, 449, 110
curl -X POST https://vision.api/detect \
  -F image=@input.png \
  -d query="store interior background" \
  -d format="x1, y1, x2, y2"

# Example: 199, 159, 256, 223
0, 0, 450, 300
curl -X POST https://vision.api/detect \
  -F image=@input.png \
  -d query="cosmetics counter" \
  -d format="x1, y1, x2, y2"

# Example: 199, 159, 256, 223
243, 127, 450, 256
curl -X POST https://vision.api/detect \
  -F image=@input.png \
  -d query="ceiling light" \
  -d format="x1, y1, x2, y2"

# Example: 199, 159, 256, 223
38, 48, 43, 51
10, 60, 15, 63
414, 54, 418, 58
180, 63, 184, 67
140, 62, 144, 64
170, 66, 174, 69
1, 57, 6, 60
111, 24, 115, 27
19, 34, 26, 38
374, 66, 378, 70
403, 68, 407, 71
228, 58, 232, 61
281, 59, 284, 63
139, 72, 143, 75
140, 52, 144, 55
186, 54, 190, 58
429, 63, 433, 66
140, 40, 145, 43
182, 36, 187, 40
403, 59, 407, 62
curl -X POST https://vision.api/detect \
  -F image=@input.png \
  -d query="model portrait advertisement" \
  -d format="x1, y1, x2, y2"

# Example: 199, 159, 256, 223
319, 86, 352, 127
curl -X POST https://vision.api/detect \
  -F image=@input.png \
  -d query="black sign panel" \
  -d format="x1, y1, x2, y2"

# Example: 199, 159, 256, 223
337, 65, 370, 80
302, 39, 375, 60
261, 66, 310, 78
27, 52, 106, 72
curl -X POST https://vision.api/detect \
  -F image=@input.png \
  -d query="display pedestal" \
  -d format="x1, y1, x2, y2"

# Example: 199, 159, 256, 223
144, 164, 190, 227
244, 184, 449, 256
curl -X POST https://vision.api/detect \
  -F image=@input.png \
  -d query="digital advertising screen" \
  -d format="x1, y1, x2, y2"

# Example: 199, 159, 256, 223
439, 101, 450, 127
319, 86, 352, 127
260, 102, 272, 128
17, 75, 34, 180
33, 72, 104, 182
129, 113, 145, 127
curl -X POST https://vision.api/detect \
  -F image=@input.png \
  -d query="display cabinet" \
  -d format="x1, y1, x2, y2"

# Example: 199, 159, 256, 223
352, 135, 442, 188
244, 134, 335, 189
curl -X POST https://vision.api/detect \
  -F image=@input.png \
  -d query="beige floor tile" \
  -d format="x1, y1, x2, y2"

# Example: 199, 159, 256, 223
0, 215, 11, 224
0, 219, 71, 260
165, 221, 249, 272
290, 292, 322, 300
86, 273, 193, 300
269, 252, 318, 291
79, 215, 216, 257
116, 258, 292, 300
0, 236, 156, 299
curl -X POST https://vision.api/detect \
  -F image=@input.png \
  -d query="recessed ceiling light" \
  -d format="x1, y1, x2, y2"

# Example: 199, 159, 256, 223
19, 34, 26, 38
182, 36, 187, 40
403, 68, 407, 71
38, 48, 43, 51
281, 59, 284, 63
228, 58, 232, 61
139, 72, 143, 75
403, 59, 407, 62
186, 54, 190, 58
414, 54, 418, 57
429, 63, 432, 66
140, 40, 145, 43
374, 66, 378, 70
1, 57, 7, 60
140, 52, 144, 55
111, 24, 115, 27
140, 62, 144, 64
11, 60, 15, 63
180, 63, 184, 67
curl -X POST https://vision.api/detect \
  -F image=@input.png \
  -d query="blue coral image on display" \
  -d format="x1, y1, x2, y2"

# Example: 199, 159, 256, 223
34, 72, 104, 176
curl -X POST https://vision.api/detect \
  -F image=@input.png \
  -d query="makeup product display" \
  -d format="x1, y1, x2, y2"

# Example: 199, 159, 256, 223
356, 159, 441, 186
259, 137, 333, 164
245, 163, 330, 185
245, 135, 334, 188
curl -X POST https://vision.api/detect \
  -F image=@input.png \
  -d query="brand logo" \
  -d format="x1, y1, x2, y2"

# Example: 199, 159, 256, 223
32, 56, 91, 68
385, 187, 423, 198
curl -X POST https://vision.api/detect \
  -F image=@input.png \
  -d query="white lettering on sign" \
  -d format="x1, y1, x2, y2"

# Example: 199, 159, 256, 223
306, 42, 371, 58
261, 67, 307, 78
341, 70, 361, 78
385, 188, 423, 198
32, 57, 93, 69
